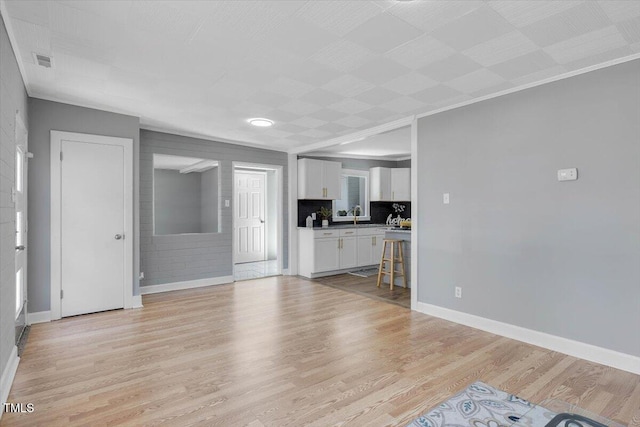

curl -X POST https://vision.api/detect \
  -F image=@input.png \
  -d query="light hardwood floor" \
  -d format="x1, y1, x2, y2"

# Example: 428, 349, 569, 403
3, 276, 639, 426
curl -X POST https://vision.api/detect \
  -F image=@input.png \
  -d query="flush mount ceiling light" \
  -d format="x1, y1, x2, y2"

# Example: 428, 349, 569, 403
248, 118, 274, 127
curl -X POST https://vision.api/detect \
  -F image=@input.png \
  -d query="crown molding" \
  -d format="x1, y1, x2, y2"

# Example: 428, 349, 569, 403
0, 0, 32, 96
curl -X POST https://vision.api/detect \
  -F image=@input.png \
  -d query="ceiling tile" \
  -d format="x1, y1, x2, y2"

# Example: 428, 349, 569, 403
411, 84, 464, 104
307, 108, 347, 122
490, 50, 558, 81
299, 88, 343, 106
379, 96, 428, 114
597, 1, 640, 23
354, 86, 404, 104
283, 61, 342, 86
263, 77, 315, 99
446, 68, 506, 94
510, 65, 568, 87
299, 128, 332, 138
357, 106, 399, 122
246, 91, 291, 109
335, 115, 374, 128
351, 57, 412, 85
316, 122, 352, 134
419, 54, 482, 82
463, 32, 540, 67
617, 18, 640, 45
322, 75, 375, 97
384, 34, 456, 70
430, 5, 514, 51
382, 72, 438, 95
279, 99, 323, 115
264, 18, 339, 57
564, 45, 632, 71
327, 98, 373, 115
344, 12, 423, 53
544, 25, 628, 64
520, 2, 612, 47
295, 0, 383, 37
290, 116, 328, 129
489, 0, 583, 27
310, 40, 377, 72
388, 0, 484, 32
128, 0, 206, 41
11, 19, 52, 55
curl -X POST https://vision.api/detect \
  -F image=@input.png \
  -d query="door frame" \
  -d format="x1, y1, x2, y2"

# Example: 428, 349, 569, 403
232, 162, 283, 276
50, 131, 134, 320
15, 112, 28, 323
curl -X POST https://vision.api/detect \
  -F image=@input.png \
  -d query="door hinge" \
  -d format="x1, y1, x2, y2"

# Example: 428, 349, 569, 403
60, 151, 63, 161
61, 289, 64, 299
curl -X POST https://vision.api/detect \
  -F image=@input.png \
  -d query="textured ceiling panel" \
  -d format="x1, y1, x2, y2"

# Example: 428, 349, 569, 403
3, 0, 638, 152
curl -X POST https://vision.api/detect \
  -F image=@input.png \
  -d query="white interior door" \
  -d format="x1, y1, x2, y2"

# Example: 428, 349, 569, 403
51, 132, 132, 318
14, 115, 28, 322
234, 171, 266, 264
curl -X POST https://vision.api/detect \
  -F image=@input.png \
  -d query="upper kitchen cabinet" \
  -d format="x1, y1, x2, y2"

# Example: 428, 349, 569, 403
370, 167, 411, 201
298, 158, 342, 200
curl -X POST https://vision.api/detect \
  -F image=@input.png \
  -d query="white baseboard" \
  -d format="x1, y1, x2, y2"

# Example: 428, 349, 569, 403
0, 346, 19, 418
131, 295, 143, 308
27, 311, 51, 324
140, 276, 234, 295
415, 302, 640, 375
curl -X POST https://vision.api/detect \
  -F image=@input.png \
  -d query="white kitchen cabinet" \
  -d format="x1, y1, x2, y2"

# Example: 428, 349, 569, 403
298, 227, 385, 278
356, 229, 385, 267
298, 158, 342, 200
370, 167, 411, 202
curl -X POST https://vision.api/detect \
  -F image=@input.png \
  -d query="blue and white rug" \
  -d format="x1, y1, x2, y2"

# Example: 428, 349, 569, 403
407, 381, 533, 427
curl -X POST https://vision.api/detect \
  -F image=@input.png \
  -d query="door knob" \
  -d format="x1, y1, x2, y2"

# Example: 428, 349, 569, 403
114, 234, 123, 240
15, 245, 25, 250
259, 218, 265, 223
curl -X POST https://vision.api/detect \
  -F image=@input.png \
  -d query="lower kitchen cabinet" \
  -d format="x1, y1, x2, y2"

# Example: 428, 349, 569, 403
299, 227, 386, 278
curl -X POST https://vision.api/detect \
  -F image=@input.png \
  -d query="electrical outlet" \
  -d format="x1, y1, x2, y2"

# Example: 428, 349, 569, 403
311, 212, 316, 220
455, 286, 462, 298
443, 193, 450, 204
139, 271, 144, 280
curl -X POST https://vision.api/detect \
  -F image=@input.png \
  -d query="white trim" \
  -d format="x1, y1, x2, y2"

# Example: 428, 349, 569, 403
50, 131, 134, 320
140, 276, 234, 295
0, 1, 31, 96
299, 152, 410, 162
232, 162, 284, 276
415, 302, 640, 375
410, 119, 418, 312
131, 295, 143, 308
289, 116, 415, 155
27, 311, 51, 324
282, 268, 290, 276
288, 154, 298, 276
0, 346, 19, 418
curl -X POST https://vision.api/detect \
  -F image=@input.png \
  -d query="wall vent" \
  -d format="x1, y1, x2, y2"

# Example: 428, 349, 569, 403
33, 53, 53, 68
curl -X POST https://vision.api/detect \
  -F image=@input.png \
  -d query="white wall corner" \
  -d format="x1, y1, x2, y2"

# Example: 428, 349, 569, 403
131, 295, 143, 308
415, 302, 640, 375
282, 268, 290, 276
140, 276, 234, 295
27, 311, 51, 324
0, 346, 20, 418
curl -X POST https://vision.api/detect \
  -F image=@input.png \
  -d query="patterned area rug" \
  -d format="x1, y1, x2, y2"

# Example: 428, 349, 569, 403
407, 381, 533, 427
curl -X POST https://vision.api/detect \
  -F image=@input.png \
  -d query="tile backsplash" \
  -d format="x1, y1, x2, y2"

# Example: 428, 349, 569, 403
298, 200, 411, 226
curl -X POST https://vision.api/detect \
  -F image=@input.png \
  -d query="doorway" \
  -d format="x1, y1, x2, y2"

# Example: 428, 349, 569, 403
50, 131, 134, 319
233, 163, 282, 281
14, 113, 28, 348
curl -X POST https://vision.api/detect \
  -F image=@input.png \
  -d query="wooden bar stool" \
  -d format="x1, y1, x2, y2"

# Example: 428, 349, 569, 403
376, 239, 407, 290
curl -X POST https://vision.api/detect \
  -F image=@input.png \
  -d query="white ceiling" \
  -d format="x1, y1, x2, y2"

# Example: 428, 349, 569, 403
3, 0, 640, 153
306, 126, 411, 160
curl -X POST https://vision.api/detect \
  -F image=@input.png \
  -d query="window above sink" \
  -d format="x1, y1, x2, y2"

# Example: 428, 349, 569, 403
332, 169, 370, 222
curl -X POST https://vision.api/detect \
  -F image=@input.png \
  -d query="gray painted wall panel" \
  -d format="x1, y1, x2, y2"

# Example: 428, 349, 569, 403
0, 14, 28, 384
416, 60, 640, 356
140, 130, 288, 286
200, 167, 219, 233
27, 98, 140, 311
154, 169, 201, 235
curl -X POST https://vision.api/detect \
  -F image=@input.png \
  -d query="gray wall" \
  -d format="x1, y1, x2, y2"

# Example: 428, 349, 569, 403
28, 98, 140, 311
200, 167, 219, 234
140, 130, 288, 287
417, 59, 640, 356
154, 169, 202, 235
0, 13, 28, 384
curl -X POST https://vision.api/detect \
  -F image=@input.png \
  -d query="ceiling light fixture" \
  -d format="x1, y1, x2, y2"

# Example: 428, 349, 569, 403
248, 118, 274, 127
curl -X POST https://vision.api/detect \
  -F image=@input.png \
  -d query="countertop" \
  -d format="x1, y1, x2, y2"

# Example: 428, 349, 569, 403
298, 224, 411, 231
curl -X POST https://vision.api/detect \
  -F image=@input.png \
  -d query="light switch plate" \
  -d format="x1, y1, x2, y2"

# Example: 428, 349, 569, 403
311, 212, 316, 220
557, 168, 578, 181
443, 193, 450, 204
